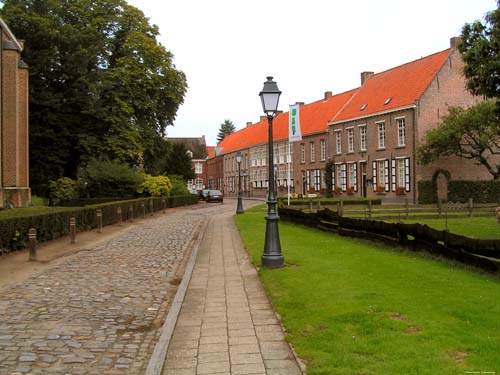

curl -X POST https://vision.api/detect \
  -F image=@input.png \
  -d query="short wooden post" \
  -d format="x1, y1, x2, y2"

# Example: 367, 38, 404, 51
340, 200, 344, 217
28, 228, 37, 261
161, 198, 166, 213
128, 206, 134, 222
141, 202, 146, 219
437, 199, 442, 218
368, 200, 372, 219
70, 217, 76, 244
96, 209, 103, 233
117, 207, 122, 225
405, 198, 409, 219
468, 198, 473, 217
149, 200, 154, 216
309, 201, 313, 213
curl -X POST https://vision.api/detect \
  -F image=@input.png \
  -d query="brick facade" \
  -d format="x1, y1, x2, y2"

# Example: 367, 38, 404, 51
1, 18, 30, 208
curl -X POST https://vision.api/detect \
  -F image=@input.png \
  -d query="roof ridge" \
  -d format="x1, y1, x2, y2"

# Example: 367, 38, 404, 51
371, 48, 451, 78
330, 88, 360, 122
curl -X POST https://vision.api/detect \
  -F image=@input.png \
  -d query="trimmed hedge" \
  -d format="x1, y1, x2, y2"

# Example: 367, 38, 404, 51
0, 195, 199, 254
277, 197, 382, 206
448, 180, 500, 203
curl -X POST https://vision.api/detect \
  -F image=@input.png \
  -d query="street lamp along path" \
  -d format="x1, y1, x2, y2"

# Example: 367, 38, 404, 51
259, 76, 285, 268
236, 151, 244, 214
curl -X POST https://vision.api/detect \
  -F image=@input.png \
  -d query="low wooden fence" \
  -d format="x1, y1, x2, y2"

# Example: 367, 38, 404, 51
286, 199, 497, 220
279, 207, 500, 274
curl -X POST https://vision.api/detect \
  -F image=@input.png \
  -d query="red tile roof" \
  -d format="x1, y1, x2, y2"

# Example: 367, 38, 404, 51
217, 89, 358, 155
206, 146, 215, 158
331, 49, 451, 123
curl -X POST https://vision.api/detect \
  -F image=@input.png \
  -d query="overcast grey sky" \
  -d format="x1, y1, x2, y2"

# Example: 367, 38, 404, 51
127, 0, 497, 146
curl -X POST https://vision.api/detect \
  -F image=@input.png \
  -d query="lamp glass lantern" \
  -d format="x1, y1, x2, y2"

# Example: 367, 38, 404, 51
259, 76, 282, 115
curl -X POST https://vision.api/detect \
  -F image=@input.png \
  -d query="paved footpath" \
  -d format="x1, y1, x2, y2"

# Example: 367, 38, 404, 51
160, 206, 303, 375
0, 201, 304, 375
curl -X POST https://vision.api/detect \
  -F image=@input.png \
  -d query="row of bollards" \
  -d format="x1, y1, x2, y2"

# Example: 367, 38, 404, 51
27, 199, 168, 261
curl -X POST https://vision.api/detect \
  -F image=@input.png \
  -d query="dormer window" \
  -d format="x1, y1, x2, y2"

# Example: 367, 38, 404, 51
360, 104, 367, 111
384, 97, 392, 105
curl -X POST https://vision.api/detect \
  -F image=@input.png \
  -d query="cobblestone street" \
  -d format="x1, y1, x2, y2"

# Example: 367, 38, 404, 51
0, 203, 226, 375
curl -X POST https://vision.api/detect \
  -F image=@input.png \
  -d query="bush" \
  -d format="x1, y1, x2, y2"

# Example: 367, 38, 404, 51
137, 174, 172, 197
78, 159, 143, 198
169, 175, 190, 196
48, 177, 78, 204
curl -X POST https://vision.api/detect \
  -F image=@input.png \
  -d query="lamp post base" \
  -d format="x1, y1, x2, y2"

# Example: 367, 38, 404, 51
262, 210, 284, 268
236, 196, 244, 214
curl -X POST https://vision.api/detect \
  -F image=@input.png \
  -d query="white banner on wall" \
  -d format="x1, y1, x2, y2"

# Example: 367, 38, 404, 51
289, 104, 302, 142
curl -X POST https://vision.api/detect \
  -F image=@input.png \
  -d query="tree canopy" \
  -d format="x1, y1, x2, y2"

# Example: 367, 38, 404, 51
417, 101, 500, 179
216, 119, 236, 144
459, 1, 500, 102
0, 0, 187, 193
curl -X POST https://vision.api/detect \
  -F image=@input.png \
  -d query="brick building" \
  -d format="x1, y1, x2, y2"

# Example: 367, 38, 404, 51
0, 18, 30, 208
204, 37, 484, 203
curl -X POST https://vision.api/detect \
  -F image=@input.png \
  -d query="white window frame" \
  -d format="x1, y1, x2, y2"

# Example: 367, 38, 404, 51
320, 139, 326, 161
397, 117, 406, 146
335, 130, 342, 154
310, 142, 315, 162
347, 127, 354, 153
377, 122, 386, 149
300, 143, 306, 163
359, 125, 367, 151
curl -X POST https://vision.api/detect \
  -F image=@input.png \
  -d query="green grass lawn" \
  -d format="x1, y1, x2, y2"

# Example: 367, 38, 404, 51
235, 205, 500, 375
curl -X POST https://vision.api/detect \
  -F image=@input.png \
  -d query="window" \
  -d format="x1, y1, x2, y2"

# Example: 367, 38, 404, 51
300, 143, 306, 163
314, 169, 321, 191
347, 163, 357, 192
310, 142, 315, 162
372, 159, 389, 192
397, 118, 406, 146
320, 139, 326, 161
194, 162, 202, 174
335, 131, 342, 154
377, 122, 386, 149
359, 126, 367, 151
398, 159, 406, 188
347, 128, 354, 153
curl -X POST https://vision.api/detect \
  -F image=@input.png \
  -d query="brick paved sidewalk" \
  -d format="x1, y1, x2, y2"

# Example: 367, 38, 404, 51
159, 209, 304, 375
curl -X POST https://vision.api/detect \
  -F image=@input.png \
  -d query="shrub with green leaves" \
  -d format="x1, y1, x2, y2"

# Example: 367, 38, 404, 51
169, 175, 190, 196
137, 174, 172, 197
78, 159, 143, 198
48, 177, 78, 203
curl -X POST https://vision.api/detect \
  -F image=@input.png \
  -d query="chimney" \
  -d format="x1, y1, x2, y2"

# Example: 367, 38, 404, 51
246, 122, 252, 127
361, 71, 374, 85
450, 36, 461, 49
324, 91, 332, 100
260, 115, 267, 122
295, 102, 305, 106
276, 110, 284, 115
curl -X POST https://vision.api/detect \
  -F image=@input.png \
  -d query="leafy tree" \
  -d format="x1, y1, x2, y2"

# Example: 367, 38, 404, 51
0, 0, 187, 193
417, 101, 500, 179
459, 1, 500, 103
165, 142, 195, 180
143, 136, 172, 176
216, 119, 236, 144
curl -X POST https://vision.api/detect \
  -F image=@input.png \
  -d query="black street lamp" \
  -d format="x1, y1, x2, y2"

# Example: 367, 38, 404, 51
259, 76, 284, 268
236, 151, 244, 214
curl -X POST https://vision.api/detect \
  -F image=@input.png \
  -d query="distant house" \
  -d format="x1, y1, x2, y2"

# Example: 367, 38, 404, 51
167, 136, 210, 191
0, 17, 30, 208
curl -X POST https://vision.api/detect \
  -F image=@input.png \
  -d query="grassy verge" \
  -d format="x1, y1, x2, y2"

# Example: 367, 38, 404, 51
235, 205, 500, 374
